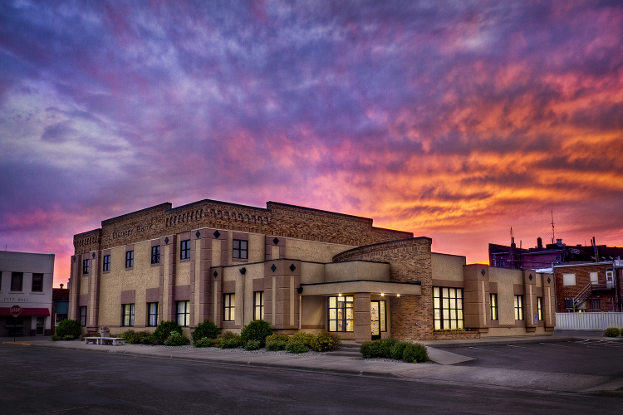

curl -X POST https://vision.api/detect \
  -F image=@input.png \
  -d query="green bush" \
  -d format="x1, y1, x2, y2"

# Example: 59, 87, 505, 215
194, 337, 217, 348
192, 321, 220, 344
164, 331, 190, 346
360, 341, 383, 358
240, 320, 273, 347
390, 341, 408, 360
286, 341, 309, 354
310, 332, 341, 352
621, 328, 623, 337
62, 335, 75, 341
120, 330, 156, 345
51, 335, 61, 341
153, 321, 183, 344
604, 327, 620, 337
402, 343, 428, 363
56, 320, 81, 339
289, 332, 315, 347
217, 331, 243, 348
244, 339, 262, 351
265, 334, 290, 351
377, 338, 397, 358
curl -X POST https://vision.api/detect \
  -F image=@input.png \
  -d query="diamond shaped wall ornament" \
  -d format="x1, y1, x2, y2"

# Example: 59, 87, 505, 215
195, 230, 201, 238
164, 237, 169, 244
547, 277, 551, 284
92, 252, 96, 259
273, 237, 279, 245
529, 274, 533, 280
289, 264, 296, 272
240, 267, 246, 275
213, 271, 218, 278
271, 264, 277, 272
213, 230, 221, 238
481, 269, 486, 276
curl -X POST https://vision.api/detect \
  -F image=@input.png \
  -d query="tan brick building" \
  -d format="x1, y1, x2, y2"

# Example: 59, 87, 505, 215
68, 199, 555, 341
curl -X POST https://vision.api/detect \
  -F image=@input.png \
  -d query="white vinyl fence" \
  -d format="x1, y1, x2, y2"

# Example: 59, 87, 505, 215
556, 312, 623, 330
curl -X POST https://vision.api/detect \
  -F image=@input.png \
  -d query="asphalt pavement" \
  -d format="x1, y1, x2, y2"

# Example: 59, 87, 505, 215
2, 331, 622, 395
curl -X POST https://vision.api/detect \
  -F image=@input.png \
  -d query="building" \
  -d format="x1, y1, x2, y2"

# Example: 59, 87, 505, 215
554, 260, 623, 313
69, 199, 555, 341
52, 285, 70, 333
0, 251, 55, 336
490, 237, 623, 270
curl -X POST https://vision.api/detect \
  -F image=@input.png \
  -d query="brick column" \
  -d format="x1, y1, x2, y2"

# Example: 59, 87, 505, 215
354, 293, 371, 342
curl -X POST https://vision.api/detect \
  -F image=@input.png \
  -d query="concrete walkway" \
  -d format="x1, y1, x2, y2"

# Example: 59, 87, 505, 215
3, 332, 621, 395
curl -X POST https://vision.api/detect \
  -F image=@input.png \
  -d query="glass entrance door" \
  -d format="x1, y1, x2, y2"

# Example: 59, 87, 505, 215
370, 301, 381, 340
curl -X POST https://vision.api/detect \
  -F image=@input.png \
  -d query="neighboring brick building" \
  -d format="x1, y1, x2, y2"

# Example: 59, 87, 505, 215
69, 199, 555, 341
554, 261, 623, 313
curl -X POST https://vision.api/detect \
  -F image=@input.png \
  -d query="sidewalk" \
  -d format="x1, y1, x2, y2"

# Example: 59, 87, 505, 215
3, 332, 621, 395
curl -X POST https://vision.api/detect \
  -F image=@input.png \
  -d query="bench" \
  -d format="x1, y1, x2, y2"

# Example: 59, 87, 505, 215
84, 336, 126, 346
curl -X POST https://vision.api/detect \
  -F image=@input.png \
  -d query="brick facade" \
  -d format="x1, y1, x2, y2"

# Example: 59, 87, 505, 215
554, 262, 622, 312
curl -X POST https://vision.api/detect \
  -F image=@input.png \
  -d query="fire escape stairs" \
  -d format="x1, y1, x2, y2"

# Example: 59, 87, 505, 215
573, 283, 608, 308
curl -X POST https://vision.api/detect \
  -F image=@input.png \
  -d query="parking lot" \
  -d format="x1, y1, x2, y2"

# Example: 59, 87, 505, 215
439, 339, 623, 377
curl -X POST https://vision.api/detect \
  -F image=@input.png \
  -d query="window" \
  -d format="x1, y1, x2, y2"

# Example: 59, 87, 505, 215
590, 272, 598, 285
233, 239, 248, 260
180, 239, 190, 260
125, 250, 134, 268
490, 293, 498, 321
79, 306, 87, 326
537, 297, 543, 321
176, 300, 190, 327
328, 295, 354, 332
514, 295, 524, 320
147, 302, 158, 327
151, 245, 160, 264
223, 294, 235, 321
253, 291, 264, 320
121, 304, 135, 327
11, 272, 23, 291
102, 255, 111, 272
590, 299, 600, 310
433, 287, 464, 330
31, 273, 43, 292
562, 273, 576, 286
82, 259, 90, 275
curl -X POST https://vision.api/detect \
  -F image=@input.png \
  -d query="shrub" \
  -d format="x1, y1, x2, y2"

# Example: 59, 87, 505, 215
56, 320, 81, 339
390, 341, 408, 360
621, 328, 623, 337
289, 332, 315, 347
604, 327, 620, 337
192, 321, 220, 344
240, 320, 273, 347
265, 334, 289, 351
360, 341, 382, 358
164, 331, 190, 346
310, 332, 341, 352
377, 338, 397, 358
244, 339, 262, 351
286, 341, 309, 354
62, 335, 75, 341
402, 343, 428, 363
153, 321, 183, 344
51, 335, 61, 341
217, 331, 243, 348
120, 330, 156, 345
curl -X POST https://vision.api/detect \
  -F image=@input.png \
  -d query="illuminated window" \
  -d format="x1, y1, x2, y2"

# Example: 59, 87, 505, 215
121, 304, 135, 327
253, 291, 264, 320
514, 295, 524, 320
147, 302, 158, 327
328, 295, 354, 332
223, 294, 235, 321
537, 297, 543, 320
233, 239, 248, 259
180, 239, 190, 260
176, 301, 190, 327
102, 255, 111, 272
490, 293, 498, 321
433, 287, 464, 330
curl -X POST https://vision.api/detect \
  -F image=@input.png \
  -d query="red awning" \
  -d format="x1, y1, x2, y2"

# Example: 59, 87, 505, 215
0, 307, 50, 317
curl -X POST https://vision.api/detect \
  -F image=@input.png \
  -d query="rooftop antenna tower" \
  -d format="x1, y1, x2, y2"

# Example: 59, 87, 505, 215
551, 210, 555, 244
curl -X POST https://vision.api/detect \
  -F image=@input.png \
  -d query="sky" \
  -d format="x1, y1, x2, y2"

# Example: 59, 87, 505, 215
1, 0, 622, 287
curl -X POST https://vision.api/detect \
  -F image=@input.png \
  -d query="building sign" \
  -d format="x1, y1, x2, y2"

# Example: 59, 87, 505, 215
10, 305, 22, 318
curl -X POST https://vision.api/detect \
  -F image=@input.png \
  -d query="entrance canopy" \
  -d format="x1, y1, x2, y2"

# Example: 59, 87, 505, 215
299, 280, 421, 296
0, 307, 50, 317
